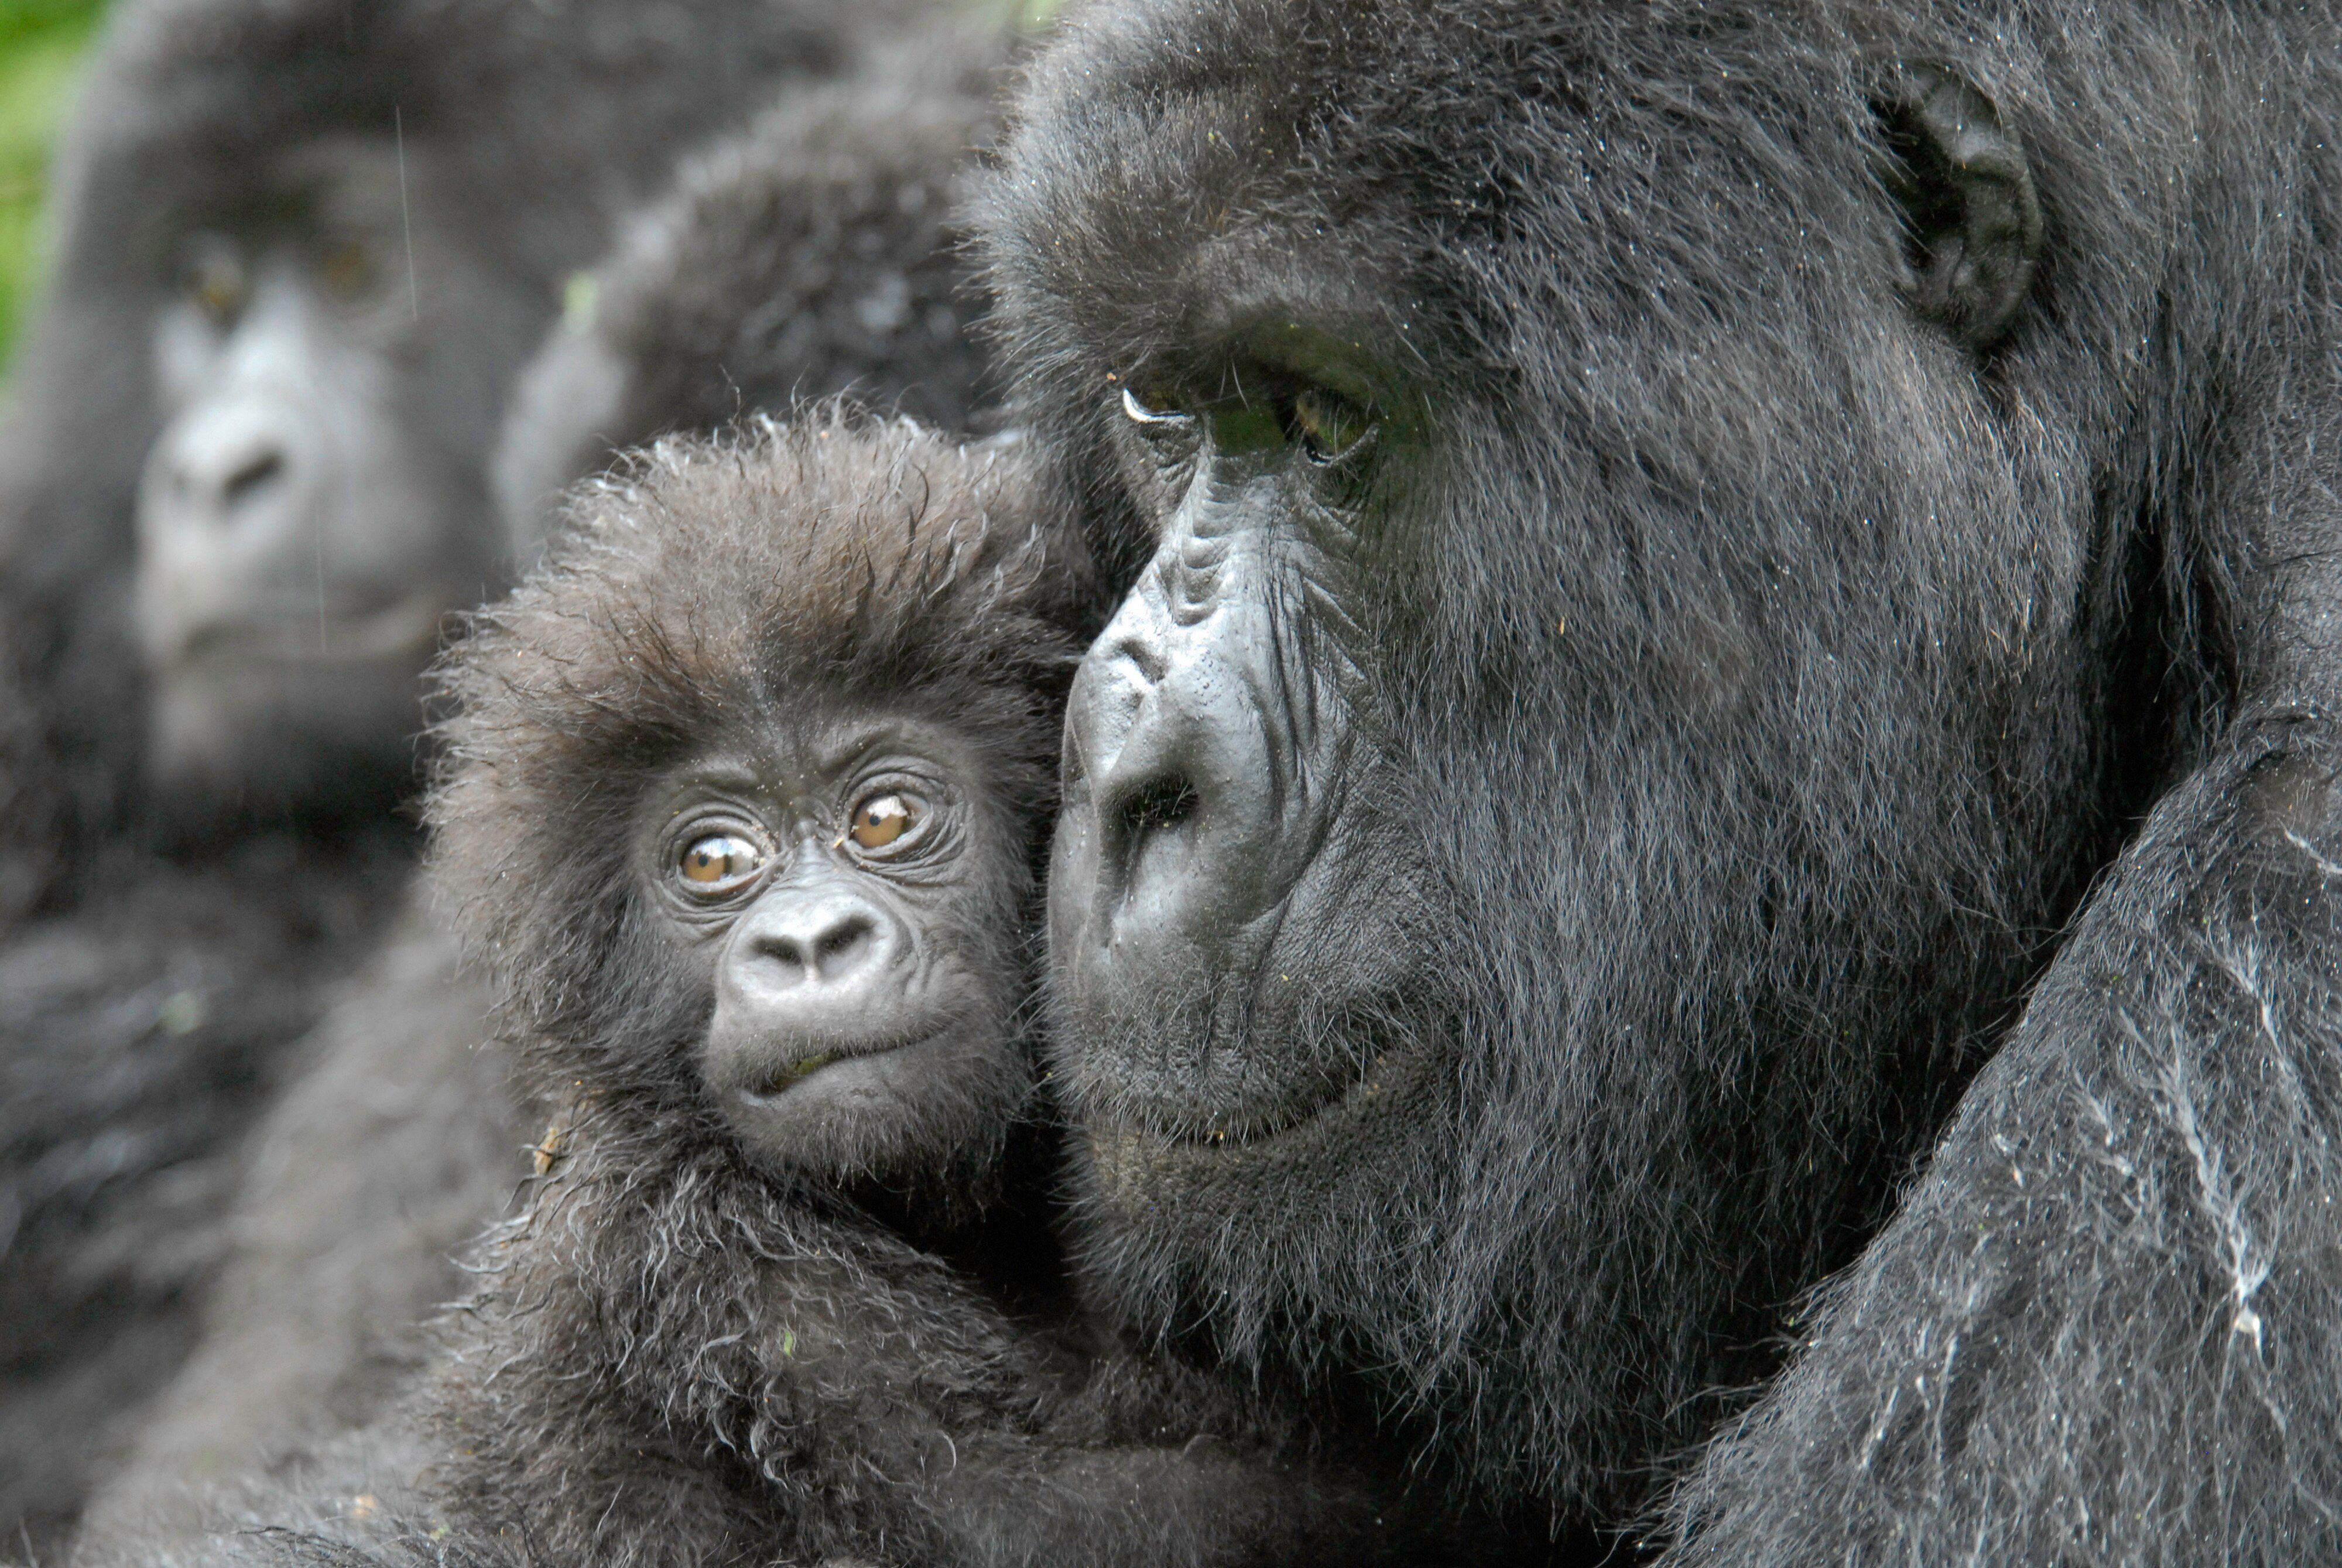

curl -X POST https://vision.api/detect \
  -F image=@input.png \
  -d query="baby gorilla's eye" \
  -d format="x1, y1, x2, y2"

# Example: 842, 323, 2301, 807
847, 793, 916, 851
677, 832, 765, 893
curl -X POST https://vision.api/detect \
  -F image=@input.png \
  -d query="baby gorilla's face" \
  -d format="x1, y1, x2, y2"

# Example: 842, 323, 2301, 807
638, 707, 1033, 1186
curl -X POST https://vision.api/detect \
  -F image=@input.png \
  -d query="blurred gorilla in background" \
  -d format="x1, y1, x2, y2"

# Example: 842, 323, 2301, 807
986, 0, 2342, 1557
491, 13, 1012, 560
1, 0, 933, 864
0, 0, 957, 1548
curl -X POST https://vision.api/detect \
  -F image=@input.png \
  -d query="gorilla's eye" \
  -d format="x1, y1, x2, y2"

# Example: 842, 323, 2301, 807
677, 833, 766, 893
1292, 387, 1373, 462
847, 792, 917, 851
183, 238, 248, 326
1121, 384, 1193, 429
318, 240, 372, 301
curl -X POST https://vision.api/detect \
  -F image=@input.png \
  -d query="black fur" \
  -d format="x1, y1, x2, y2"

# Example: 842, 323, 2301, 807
0, 0, 947, 1547
0, 840, 410, 1553
981, 0, 2342, 1556
0, 0, 929, 875
419, 416, 1400, 1567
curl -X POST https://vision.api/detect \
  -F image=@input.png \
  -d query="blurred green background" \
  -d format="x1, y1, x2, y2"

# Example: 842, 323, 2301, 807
0, 0, 108, 378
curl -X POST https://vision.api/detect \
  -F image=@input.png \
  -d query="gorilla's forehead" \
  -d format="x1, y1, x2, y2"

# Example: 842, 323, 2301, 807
1005, 0, 1893, 382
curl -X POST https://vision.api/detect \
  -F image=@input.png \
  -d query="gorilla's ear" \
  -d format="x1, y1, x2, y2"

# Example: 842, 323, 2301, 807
1876, 66, 2043, 351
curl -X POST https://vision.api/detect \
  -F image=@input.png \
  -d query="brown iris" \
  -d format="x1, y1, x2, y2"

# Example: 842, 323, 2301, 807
677, 832, 763, 892
188, 244, 246, 324
1292, 387, 1369, 459
848, 793, 914, 850
319, 240, 372, 300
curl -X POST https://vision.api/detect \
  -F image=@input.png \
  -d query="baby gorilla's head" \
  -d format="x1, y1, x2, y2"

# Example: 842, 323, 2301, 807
429, 412, 1091, 1193
650, 702, 1029, 1177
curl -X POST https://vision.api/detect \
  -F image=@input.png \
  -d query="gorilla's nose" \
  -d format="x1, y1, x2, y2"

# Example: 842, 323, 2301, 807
1066, 603, 1285, 956
745, 894, 888, 987
135, 395, 331, 663
151, 398, 311, 539
723, 884, 913, 1023
711, 886, 920, 1088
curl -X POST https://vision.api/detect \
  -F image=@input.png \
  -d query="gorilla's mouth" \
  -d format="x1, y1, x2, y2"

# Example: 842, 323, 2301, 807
166, 592, 448, 669
1124, 1021, 1418, 1155
738, 1027, 943, 1101
1091, 1045, 1422, 1179
754, 1051, 838, 1095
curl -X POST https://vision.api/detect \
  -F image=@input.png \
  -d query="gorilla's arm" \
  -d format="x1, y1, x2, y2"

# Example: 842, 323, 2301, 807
1663, 714, 2342, 1560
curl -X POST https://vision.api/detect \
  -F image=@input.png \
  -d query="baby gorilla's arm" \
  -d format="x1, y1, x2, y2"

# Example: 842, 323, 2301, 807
732, 1244, 1402, 1567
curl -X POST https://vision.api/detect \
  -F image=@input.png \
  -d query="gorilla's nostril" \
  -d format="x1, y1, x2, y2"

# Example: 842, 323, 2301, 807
1115, 635, 1167, 686
810, 916, 875, 980
222, 449, 286, 510
1121, 775, 1200, 840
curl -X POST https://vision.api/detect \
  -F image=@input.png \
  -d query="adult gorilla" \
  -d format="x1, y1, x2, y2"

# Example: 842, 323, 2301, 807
985, 0, 2342, 1555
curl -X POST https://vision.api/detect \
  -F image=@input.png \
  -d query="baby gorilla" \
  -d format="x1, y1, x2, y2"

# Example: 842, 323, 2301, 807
420, 415, 1403, 1567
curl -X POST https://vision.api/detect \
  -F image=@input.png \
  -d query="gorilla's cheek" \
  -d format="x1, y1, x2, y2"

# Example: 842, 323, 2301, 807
1050, 465, 1427, 1146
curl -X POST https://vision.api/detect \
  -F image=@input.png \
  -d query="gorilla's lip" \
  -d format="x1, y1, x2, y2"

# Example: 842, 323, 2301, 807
163, 593, 448, 668
1110, 1040, 1406, 1152
1073, 973, 1417, 1151
737, 1028, 944, 1101
1093, 1043, 1418, 1162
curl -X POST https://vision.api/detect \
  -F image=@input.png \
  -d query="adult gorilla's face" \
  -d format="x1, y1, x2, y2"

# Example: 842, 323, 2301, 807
997, 0, 2124, 1491
132, 142, 535, 812
1052, 334, 1433, 1152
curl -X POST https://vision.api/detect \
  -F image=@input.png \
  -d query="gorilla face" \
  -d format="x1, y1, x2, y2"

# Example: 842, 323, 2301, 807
998, 0, 2120, 1485
132, 143, 536, 812
636, 714, 1033, 1188
1051, 340, 1439, 1150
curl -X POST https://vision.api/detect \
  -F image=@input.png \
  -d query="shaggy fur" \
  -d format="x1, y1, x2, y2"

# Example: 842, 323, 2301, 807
418, 416, 1399, 1567
980, 0, 2342, 1558
0, 839, 410, 1555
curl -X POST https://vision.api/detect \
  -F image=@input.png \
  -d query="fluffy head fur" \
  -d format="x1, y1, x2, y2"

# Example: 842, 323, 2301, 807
430, 410, 1089, 1124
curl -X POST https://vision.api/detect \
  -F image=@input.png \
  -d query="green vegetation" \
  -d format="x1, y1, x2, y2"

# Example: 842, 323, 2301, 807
0, 0, 108, 376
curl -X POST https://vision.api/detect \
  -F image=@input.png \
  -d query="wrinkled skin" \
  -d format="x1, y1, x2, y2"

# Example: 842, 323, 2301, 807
985, 0, 2342, 1556
639, 714, 1033, 1192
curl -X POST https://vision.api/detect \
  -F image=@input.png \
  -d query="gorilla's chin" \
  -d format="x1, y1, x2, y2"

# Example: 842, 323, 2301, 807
1049, 804, 1433, 1151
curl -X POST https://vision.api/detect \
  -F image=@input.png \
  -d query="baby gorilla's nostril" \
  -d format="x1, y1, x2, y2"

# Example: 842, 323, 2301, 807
755, 909, 879, 984
810, 915, 874, 980
221, 448, 286, 511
